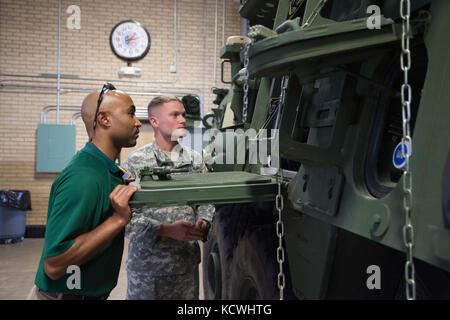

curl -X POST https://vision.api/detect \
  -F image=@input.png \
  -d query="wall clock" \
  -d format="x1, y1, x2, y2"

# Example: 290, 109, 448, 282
110, 20, 151, 62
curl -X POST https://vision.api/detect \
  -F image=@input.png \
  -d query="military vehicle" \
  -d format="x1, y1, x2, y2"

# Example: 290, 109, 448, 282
130, 0, 450, 299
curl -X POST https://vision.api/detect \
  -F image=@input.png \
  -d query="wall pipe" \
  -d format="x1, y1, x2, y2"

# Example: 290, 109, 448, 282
222, 0, 225, 48
41, 104, 152, 124
213, 0, 218, 87
40, 105, 80, 124
70, 111, 82, 125
0, 73, 180, 86
2, 83, 200, 97
56, 0, 62, 124
172, 0, 181, 83
0, 73, 182, 85
222, 0, 226, 88
177, 0, 181, 81
202, 0, 207, 117
173, 0, 177, 72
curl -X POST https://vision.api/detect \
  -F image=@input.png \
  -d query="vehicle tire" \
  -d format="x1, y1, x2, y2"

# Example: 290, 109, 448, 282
228, 225, 290, 300
202, 205, 234, 300
203, 202, 284, 299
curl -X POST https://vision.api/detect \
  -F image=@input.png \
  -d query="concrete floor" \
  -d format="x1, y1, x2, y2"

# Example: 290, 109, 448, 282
0, 238, 204, 300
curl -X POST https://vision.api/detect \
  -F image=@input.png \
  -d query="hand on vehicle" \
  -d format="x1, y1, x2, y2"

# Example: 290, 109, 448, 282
195, 219, 207, 231
109, 185, 139, 226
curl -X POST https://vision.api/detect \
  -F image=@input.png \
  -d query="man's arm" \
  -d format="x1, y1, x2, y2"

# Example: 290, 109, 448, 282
126, 208, 204, 246
43, 184, 138, 280
195, 151, 215, 239
158, 221, 204, 241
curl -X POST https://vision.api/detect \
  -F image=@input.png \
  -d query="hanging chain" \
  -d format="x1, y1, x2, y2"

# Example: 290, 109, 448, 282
242, 40, 251, 123
275, 76, 289, 300
301, 0, 328, 29
400, 0, 416, 301
242, 36, 286, 298
276, 167, 285, 300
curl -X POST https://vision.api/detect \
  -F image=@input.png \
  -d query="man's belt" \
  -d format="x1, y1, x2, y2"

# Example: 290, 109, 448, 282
38, 288, 109, 300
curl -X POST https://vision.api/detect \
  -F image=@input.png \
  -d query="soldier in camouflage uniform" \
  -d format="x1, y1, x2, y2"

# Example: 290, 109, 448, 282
122, 96, 215, 300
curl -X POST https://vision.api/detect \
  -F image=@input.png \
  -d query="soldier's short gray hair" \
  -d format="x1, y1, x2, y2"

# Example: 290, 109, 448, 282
147, 96, 182, 117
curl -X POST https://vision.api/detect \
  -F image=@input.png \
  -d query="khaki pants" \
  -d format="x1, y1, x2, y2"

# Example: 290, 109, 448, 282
26, 285, 58, 300
26, 285, 109, 300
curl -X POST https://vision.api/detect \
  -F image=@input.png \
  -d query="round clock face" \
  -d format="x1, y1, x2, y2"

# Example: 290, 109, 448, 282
110, 20, 151, 62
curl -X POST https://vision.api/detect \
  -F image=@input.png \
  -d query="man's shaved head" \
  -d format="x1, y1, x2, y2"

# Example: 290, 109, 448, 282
81, 91, 99, 139
79, 86, 141, 158
81, 89, 130, 139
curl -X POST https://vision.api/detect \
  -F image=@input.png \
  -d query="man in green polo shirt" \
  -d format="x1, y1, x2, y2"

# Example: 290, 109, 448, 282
30, 84, 142, 300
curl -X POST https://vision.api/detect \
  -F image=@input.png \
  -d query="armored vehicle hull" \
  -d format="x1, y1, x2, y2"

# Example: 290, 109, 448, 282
201, 0, 450, 300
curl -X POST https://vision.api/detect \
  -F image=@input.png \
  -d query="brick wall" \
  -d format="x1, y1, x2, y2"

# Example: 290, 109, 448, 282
0, 0, 242, 225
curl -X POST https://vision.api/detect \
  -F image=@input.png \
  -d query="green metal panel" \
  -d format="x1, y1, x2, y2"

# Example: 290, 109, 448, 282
129, 171, 277, 208
282, 0, 450, 273
273, 0, 290, 29
239, 0, 280, 28
36, 124, 76, 173
283, 206, 337, 299
247, 16, 400, 78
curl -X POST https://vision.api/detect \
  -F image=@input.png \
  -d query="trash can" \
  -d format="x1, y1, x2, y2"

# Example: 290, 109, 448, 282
0, 190, 31, 244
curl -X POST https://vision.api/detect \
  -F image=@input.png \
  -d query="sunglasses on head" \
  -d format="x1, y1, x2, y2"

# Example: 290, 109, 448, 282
93, 83, 117, 132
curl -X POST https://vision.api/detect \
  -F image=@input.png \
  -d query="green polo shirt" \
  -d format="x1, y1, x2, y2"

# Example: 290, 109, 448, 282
35, 142, 126, 296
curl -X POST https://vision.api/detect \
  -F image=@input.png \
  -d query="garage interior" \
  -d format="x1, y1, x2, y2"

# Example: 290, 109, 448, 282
0, 0, 243, 300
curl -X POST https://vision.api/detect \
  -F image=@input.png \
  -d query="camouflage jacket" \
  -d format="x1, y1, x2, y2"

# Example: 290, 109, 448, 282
121, 140, 215, 276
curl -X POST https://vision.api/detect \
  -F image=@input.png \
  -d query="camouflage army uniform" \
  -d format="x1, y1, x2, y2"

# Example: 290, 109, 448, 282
121, 140, 215, 300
